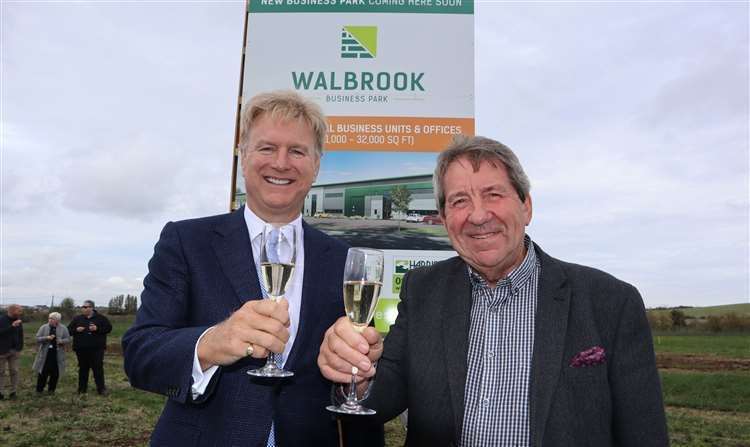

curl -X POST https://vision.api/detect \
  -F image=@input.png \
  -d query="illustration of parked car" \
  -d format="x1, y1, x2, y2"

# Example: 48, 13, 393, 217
422, 214, 443, 225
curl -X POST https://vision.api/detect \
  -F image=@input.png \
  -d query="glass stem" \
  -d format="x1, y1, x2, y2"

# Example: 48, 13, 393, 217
267, 352, 278, 369
266, 295, 281, 369
347, 372, 358, 404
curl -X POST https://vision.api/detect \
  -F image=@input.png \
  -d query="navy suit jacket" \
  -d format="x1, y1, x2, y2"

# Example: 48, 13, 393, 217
365, 242, 669, 447
122, 209, 383, 447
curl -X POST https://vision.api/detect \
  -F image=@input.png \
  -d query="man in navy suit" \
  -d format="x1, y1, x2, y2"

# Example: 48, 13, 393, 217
319, 135, 668, 446
123, 90, 383, 447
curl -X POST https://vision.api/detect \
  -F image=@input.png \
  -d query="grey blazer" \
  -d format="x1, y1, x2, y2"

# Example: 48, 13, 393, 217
366, 242, 669, 447
32, 323, 71, 375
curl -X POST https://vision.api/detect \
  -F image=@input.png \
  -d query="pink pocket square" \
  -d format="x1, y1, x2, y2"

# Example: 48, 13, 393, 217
570, 346, 606, 368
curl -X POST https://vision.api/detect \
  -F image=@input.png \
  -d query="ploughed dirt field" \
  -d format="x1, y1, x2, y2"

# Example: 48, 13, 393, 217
657, 353, 750, 371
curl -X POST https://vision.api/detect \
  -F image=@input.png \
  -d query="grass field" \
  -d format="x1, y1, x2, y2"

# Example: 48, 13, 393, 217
0, 346, 163, 446
657, 328, 750, 446
654, 334, 750, 358
661, 371, 750, 412
401, 225, 449, 238
1, 313, 747, 446
108, 315, 136, 340
667, 406, 750, 447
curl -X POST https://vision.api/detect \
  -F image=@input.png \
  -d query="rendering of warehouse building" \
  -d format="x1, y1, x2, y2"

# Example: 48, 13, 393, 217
303, 174, 437, 219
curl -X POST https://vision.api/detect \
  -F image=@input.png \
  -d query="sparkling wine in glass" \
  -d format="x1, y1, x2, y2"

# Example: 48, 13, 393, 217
327, 247, 383, 415
247, 223, 296, 378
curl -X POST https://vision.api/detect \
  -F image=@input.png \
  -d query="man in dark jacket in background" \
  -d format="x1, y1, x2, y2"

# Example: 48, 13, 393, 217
0, 304, 24, 400
68, 300, 112, 395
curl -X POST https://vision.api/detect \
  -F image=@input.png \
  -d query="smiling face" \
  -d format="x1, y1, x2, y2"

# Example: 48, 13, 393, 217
241, 114, 320, 223
442, 156, 532, 283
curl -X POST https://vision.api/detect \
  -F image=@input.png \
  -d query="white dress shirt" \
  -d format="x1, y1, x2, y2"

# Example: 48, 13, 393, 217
190, 205, 305, 398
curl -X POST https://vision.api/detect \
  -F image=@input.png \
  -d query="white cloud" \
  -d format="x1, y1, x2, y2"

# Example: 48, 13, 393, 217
1, 2, 747, 308
475, 2, 749, 307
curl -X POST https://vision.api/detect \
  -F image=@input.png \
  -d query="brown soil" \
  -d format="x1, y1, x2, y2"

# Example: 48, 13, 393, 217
657, 353, 750, 371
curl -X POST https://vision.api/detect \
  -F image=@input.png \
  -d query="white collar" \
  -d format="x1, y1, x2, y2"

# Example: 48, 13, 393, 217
243, 204, 303, 243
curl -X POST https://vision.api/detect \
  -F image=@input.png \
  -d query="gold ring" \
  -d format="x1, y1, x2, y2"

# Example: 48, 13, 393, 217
245, 344, 254, 357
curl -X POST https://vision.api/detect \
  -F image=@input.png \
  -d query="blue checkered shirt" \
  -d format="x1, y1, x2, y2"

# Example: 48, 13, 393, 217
460, 236, 539, 447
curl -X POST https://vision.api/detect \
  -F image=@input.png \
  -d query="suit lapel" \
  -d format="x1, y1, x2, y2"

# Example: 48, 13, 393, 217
284, 221, 331, 370
529, 244, 571, 447
212, 208, 262, 308
440, 258, 473, 439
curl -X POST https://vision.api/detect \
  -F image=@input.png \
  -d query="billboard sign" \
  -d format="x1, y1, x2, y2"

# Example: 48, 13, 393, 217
232, 0, 473, 332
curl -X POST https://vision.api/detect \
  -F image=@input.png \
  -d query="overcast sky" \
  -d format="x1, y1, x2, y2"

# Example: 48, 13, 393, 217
2, 1, 748, 309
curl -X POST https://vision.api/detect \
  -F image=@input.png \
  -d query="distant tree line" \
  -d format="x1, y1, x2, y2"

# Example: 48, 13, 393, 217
108, 294, 138, 315
647, 309, 750, 333
20, 296, 79, 322
10, 294, 141, 323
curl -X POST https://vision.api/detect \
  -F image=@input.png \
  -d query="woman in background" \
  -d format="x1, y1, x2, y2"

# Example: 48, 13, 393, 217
32, 312, 71, 394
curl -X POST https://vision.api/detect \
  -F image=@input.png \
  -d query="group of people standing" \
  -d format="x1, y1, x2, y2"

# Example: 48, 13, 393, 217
0, 301, 112, 399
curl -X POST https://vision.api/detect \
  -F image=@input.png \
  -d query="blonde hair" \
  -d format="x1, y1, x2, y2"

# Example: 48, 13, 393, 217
48, 312, 62, 321
239, 90, 327, 157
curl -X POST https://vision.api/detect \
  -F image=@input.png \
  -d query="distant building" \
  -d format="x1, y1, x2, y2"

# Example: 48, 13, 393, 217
304, 174, 436, 219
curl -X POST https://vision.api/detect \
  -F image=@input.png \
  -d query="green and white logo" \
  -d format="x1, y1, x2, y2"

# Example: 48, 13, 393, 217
394, 260, 410, 274
291, 25, 426, 92
393, 260, 409, 293
341, 26, 377, 59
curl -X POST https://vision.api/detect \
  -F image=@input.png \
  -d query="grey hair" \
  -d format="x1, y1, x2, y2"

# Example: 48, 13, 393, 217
239, 90, 327, 157
48, 312, 62, 321
433, 135, 531, 215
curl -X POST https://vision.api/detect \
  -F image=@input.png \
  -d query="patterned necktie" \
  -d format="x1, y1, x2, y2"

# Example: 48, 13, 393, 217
267, 228, 281, 264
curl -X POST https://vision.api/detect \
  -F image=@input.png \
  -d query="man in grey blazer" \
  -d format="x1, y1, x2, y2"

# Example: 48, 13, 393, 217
318, 135, 669, 446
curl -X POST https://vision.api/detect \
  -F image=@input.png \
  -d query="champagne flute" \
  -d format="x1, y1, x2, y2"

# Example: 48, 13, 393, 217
327, 247, 383, 415
247, 223, 296, 378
